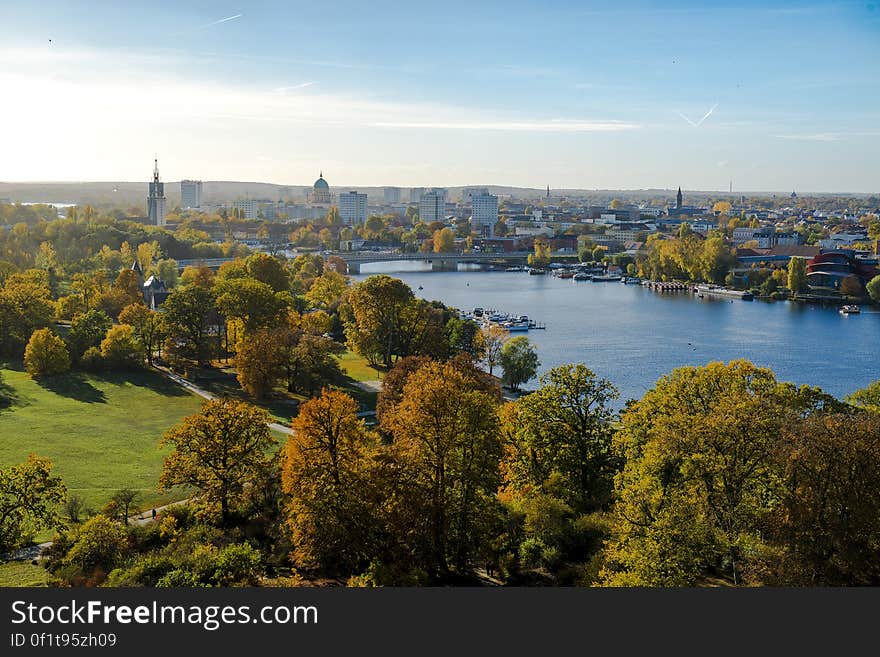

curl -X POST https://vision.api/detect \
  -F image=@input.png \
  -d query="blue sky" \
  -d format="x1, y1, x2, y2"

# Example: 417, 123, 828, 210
1, 0, 879, 191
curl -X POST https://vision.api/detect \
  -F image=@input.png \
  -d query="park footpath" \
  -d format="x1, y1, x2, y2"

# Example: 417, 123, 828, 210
5, 499, 188, 562
153, 364, 378, 422
151, 364, 294, 436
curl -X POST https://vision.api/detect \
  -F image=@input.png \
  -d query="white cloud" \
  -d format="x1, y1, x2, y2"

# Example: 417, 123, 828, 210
370, 119, 639, 132
0, 45, 641, 182
776, 129, 880, 142
775, 133, 842, 142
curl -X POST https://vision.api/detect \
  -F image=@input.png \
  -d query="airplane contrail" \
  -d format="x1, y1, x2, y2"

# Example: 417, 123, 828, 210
171, 13, 242, 35
274, 82, 316, 92
197, 13, 242, 29
678, 103, 718, 127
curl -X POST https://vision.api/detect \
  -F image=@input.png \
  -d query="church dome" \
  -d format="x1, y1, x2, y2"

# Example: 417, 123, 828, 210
314, 173, 329, 190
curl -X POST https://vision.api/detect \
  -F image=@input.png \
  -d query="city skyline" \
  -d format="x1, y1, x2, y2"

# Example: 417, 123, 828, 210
1, 1, 880, 191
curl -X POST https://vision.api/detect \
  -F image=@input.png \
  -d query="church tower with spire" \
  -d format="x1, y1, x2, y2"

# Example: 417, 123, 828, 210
147, 158, 167, 227
676, 186, 683, 209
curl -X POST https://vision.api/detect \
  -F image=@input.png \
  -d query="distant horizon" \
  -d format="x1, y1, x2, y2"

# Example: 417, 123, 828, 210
0, 179, 875, 198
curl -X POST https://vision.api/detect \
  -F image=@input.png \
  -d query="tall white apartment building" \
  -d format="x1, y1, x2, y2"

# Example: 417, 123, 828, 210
338, 191, 368, 225
419, 189, 447, 223
180, 180, 202, 209
383, 187, 401, 203
232, 199, 258, 220
409, 187, 426, 203
471, 191, 498, 238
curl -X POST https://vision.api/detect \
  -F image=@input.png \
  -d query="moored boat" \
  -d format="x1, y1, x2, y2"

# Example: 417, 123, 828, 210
840, 304, 860, 315
694, 284, 753, 301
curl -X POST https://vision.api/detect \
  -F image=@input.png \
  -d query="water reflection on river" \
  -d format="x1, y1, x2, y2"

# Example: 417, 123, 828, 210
353, 262, 880, 403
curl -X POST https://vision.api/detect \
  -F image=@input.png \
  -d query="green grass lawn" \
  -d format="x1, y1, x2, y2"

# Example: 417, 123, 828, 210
0, 363, 203, 511
196, 366, 303, 425
0, 561, 55, 587
195, 351, 381, 426
339, 351, 384, 383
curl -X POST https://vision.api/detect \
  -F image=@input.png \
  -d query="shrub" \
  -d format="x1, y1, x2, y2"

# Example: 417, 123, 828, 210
79, 347, 104, 371
157, 569, 204, 587
60, 515, 128, 579
24, 329, 70, 378
212, 543, 262, 586
519, 537, 548, 569
100, 324, 144, 369
106, 555, 175, 587
65, 309, 112, 362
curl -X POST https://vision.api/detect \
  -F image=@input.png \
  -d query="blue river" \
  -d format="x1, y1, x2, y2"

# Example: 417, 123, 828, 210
354, 262, 880, 403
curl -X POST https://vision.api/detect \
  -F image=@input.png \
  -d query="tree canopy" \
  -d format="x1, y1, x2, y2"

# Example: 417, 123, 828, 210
160, 399, 277, 524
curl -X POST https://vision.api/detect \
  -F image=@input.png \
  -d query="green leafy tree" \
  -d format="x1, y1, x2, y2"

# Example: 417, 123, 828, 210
788, 257, 808, 294
119, 303, 164, 365
446, 317, 485, 360
305, 271, 348, 309
215, 278, 291, 334
867, 275, 880, 304
160, 399, 277, 524
65, 309, 112, 362
155, 258, 180, 288
396, 298, 451, 361
501, 364, 619, 513
602, 360, 842, 587
24, 328, 70, 378
245, 252, 290, 292
763, 412, 880, 585
841, 275, 863, 298
345, 275, 414, 368
100, 324, 145, 369
161, 285, 218, 365
0, 280, 55, 356
500, 336, 540, 391
286, 334, 345, 396
0, 455, 67, 553
384, 361, 503, 577
847, 381, 880, 414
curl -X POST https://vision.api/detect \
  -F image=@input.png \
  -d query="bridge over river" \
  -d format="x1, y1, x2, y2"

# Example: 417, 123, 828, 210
331, 250, 533, 273
178, 251, 538, 274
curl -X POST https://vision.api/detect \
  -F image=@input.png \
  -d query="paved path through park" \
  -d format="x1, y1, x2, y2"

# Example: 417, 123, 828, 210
152, 365, 294, 436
